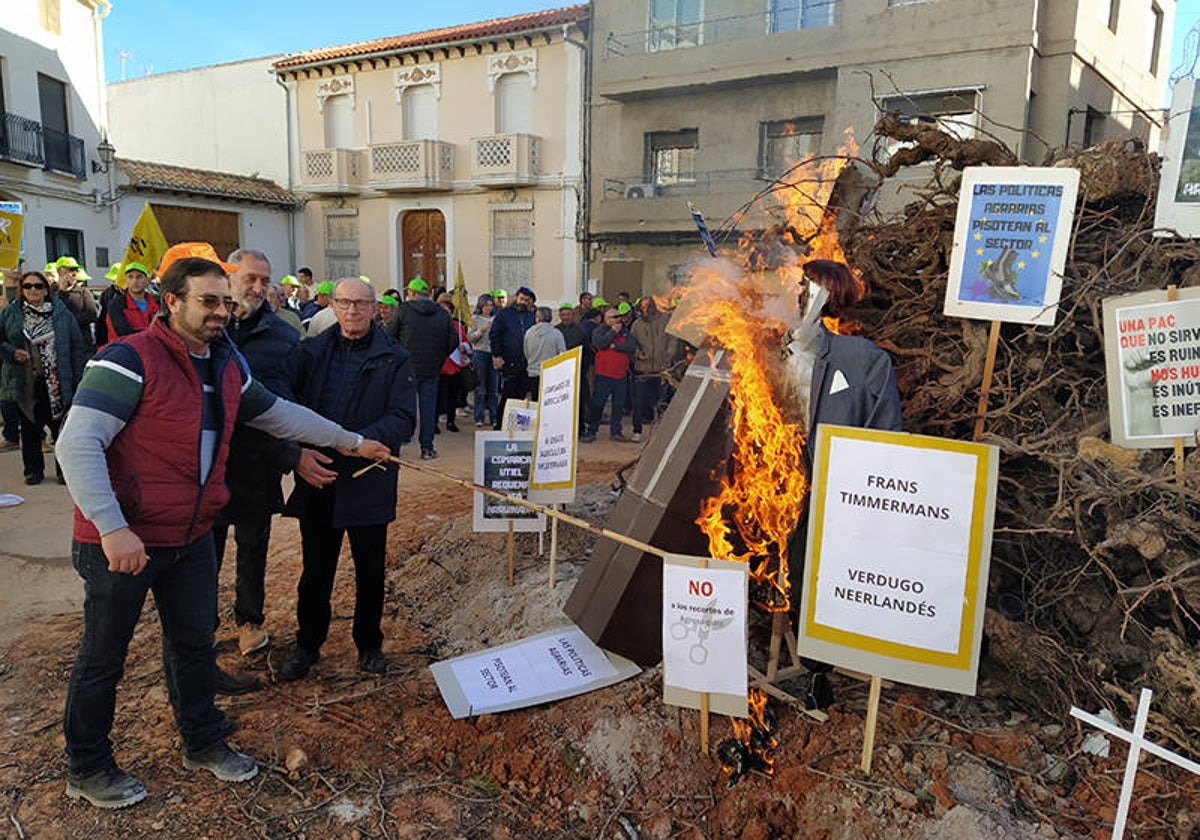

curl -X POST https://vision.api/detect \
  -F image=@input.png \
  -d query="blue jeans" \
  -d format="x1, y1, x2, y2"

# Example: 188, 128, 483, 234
589, 374, 628, 438
631, 375, 661, 434
415, 375, 438, 451
64, 535, 227, 776
472, 350, 498, 424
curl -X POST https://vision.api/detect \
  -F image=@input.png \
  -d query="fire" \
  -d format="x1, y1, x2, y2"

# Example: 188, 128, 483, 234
717, 688, 776, 785
687, 130, 858, 612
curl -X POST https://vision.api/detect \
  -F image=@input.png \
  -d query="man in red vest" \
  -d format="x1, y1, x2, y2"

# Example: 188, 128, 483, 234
55, 244, 390, 810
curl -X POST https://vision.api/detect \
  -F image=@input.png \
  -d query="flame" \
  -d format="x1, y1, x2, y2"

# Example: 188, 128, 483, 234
686, 130, 858, 612
720, 688, 776, 783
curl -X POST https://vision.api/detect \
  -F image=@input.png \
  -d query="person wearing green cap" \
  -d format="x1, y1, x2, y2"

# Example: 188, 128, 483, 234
390, 276, 456, 458
492, 288, 508, 309
279, 275, 303, 313
300, 281, 334, 328
100, 263, 159, 346
54, 257, 100, 357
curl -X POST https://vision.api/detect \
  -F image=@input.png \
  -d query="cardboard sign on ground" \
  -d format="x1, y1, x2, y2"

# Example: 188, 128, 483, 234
798, 425, 998, 695
430, 626, 640, 718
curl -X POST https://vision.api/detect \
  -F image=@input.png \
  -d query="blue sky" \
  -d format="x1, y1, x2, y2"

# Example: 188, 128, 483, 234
102, 1, 564, 82
104, 0, 1200, 92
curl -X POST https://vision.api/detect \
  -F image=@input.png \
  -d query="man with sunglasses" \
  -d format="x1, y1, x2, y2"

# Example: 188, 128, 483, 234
55, 245, 392, 810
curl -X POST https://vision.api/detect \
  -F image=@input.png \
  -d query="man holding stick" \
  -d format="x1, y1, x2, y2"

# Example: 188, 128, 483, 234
56, 248, 391, 809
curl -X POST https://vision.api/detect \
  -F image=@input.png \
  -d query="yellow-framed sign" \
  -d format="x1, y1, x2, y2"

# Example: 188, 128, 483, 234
797, 425, 998, 695
529, 345, 581, 502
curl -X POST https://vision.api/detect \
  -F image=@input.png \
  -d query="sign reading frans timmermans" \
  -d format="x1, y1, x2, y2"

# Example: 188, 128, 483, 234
797, 425, 998, 695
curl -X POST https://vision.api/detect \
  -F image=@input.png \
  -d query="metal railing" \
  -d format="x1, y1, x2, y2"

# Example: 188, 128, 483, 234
42, 126, 86, 178
603, 168, 779, 198
0, 112, 45, 167
603, 1, 839, 59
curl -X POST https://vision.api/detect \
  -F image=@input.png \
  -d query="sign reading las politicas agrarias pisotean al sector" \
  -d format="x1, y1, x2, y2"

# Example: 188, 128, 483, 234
945, 166, 1079, 326
1102, 289, 1200, 449
798, 425, 998, 695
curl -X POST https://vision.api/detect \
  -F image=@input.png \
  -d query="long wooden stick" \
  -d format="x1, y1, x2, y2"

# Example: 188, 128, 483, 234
860, 675, 883, 774
973, 320, 1002, 442
549, 506, 559, 589
699, 554, 710, 755
357, 456, 668, 558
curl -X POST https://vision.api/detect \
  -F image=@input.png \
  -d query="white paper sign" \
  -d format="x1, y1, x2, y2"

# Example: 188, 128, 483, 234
429, 626, 639, 718
813, 436, 976, 653
662, 559, 748, 696
530, 346, 581, 502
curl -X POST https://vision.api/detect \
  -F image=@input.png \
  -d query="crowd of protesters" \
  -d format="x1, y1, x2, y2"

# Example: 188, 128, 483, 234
0, 249, 692, 811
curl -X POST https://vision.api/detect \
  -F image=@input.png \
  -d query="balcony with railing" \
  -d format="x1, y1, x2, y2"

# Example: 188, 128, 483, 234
0, 113, 45, 168
597, 1, 841, 98
299, 147, 363, 194
366, 140, 454, 191
470, 134, 540, 187
42, 126, 86, 178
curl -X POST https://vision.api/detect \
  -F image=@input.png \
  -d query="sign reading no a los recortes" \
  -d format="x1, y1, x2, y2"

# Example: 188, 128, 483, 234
798, 426, 998, 695
945, 167, 1078, 326
473, 432, 545, 533
1102, 290, 1200, 449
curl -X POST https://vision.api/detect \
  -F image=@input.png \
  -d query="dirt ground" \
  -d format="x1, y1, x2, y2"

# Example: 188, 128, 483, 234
1, 425, 1198, 839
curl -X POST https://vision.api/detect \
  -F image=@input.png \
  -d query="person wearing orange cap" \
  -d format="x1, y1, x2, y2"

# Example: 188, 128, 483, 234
54, 247, 393, 809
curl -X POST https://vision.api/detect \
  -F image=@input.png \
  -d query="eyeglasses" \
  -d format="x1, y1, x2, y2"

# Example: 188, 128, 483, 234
22, 283, 47, 291
185, 294, 237, 311
332, 298, 374, 310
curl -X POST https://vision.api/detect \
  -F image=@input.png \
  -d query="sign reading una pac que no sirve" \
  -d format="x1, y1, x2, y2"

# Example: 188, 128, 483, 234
1102, 289, 1200, 448
945, 166, 1079, 326
798, 425, 998, 695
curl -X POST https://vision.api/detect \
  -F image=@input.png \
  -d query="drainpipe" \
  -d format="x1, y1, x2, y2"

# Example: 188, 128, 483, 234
275, 71, 298, 269
93, 1, 118, 231
563, 23, 590, 293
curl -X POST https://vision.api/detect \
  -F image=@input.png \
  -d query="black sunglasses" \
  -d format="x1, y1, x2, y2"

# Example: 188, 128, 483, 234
22, 283, 48, 290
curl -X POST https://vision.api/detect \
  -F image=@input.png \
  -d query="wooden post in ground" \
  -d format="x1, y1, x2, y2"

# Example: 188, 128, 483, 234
973, 320, 1002, 442
860, 675, 883, 774
699, 555, 710, 755
549, 505, 560, 589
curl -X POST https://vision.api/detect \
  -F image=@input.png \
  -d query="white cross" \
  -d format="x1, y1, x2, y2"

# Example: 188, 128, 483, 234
1070, 687, 1200, 839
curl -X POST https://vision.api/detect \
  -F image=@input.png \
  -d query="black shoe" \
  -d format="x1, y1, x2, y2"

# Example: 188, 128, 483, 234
24, 474, 43, 486
434, 424, 441, 434
215, 666, 261, 696
183, 741, 258, 782
278, 647, 320, 682
358, 649, 388, 674
66, 765, 148, 809
56, 473, 67, 485
446, 422, 459, 432
580, 434, 596, 443
420, 447, 438, 460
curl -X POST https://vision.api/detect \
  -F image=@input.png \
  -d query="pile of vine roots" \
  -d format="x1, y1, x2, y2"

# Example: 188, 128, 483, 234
840, 126, 1200, 748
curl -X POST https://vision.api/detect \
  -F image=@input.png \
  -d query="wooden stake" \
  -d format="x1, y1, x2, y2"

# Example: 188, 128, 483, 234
766, 612, 786, 681
699, 555, 710, 755
973, 320, 1002, 442
860, 674, 882, 774
549, 505, 559, 589
1168, 285, 1186, 486
355, 456, 668, 559
507, 521, 515, 587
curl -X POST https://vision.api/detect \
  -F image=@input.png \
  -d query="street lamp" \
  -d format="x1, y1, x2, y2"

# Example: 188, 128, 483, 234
92, 136, 116, 173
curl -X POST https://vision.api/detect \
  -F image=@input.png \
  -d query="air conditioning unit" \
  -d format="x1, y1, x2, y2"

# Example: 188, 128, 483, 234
624, 182, 659, 198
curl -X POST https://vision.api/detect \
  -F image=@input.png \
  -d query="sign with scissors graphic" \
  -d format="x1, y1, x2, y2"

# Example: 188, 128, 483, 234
662, 556, 748, 699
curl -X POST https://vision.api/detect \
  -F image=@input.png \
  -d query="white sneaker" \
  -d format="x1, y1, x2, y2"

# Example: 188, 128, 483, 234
631, 432, 642, 442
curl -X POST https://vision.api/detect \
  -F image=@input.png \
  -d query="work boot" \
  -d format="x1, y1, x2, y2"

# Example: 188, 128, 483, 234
358, 649, 388, 675
278, 646, 320, 682
65, 765, 148, 809
238, 624, 269, 656
183, 741, 259, 782
215, 666, 261, 696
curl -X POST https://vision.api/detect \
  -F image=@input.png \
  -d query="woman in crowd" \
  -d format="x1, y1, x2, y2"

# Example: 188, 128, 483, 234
0, 270, 86, 484
468, 293, 498, 427
436, 292, 471, 433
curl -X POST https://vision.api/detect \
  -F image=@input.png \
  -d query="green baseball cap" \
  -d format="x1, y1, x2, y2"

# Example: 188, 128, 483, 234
493, 288, 508, 298
558, 301, 574, 310
592, 296, 608, 308
407, 277, 429, 293
617, 301, 632, 315
123, 262, 150, 276
316, 281, 335, 295
380, 294, 399, 306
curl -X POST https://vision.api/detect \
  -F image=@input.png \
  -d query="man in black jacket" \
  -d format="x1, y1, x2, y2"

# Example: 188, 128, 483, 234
388, 278, 455, 459
278, 278, 417, 680
211, 249, 300, 685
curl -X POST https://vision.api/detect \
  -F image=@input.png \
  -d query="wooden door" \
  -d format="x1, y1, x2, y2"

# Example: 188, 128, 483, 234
151, 204, 240, 263
402, 210, 446, 287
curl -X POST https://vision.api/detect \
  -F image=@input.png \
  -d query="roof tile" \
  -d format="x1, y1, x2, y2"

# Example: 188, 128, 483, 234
117, 159, 299, 208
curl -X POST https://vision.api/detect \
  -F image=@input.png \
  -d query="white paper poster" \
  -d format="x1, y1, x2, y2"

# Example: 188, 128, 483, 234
662, 558, 748, 697
530, 346, 581, 502
429, 626, 640, 718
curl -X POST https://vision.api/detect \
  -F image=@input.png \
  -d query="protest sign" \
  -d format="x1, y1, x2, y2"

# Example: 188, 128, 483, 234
661, 555, 748, 706
430, 626, 640, 718
1103, 289, 1200, 448
473, 431, 545, 533
945, 166, 1078, 326
0, 208, 22, 270
1155, 79, 1200, 237
798, 425, 998, 695
530, 346, 581, 503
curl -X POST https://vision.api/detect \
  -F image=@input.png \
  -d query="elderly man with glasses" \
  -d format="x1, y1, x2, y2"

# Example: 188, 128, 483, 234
55, 246, 393, 809
278, 278, 416, 682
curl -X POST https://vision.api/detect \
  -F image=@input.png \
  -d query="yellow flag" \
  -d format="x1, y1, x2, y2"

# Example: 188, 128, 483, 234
450, 261, 474, 328
0, 209, 23, 270
121, 203, 169, 281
